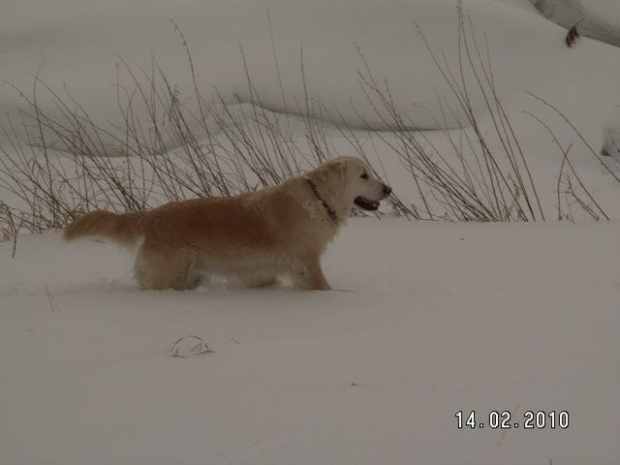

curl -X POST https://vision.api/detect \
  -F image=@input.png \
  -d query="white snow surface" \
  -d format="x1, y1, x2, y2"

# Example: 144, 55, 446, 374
2, 1, 620, 464
1, 221, 619, 465
529, 0, 620, 47
530, 0, 620, 29
1, 0, 620, 145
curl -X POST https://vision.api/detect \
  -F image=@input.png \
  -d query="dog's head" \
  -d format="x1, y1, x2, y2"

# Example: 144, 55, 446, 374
311, 156, 392, 212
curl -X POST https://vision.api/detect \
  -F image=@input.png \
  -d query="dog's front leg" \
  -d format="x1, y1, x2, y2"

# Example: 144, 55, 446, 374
293, 256, 331, 291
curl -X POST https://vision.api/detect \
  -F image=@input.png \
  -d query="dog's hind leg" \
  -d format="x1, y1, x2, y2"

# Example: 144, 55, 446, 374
135, 244, 200, 290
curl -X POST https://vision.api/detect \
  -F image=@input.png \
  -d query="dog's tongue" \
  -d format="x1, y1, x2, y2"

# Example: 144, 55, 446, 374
354, 196, 380, 211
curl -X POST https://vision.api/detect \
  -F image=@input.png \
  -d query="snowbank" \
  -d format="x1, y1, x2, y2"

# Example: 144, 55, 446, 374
1, 2, 620, 462
1, 0, 619, 149
1, 221, 619, 465
529, 0, 620, 47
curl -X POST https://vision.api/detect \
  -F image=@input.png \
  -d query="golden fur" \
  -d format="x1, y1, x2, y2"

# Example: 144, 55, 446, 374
63, 156, 391, 290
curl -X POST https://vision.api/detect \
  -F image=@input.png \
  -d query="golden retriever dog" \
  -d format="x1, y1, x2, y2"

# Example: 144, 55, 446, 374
63, 156, 392, 290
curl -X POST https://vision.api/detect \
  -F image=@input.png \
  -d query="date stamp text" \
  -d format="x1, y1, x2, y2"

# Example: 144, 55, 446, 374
454, 410, 570, 430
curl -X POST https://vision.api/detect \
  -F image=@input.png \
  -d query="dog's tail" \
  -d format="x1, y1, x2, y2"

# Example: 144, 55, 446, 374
63, 210, 148, 246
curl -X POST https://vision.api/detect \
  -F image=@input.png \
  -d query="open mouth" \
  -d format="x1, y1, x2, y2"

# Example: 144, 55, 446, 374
354, 196, 380, 211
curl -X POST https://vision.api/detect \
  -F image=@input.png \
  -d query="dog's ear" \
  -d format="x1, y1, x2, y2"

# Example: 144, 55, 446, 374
310, 159, 348, 198
314, 159, 345, 179
327, 159, 348, 183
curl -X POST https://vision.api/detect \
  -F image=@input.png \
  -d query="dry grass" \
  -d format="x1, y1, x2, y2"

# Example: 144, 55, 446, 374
329, 6, 547, 222
0, 42, 400, 237
170, 335, 214, 358
0, 11, 610, 242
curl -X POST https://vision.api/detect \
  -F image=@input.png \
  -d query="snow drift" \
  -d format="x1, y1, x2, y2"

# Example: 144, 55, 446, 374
1, 0, 619, 151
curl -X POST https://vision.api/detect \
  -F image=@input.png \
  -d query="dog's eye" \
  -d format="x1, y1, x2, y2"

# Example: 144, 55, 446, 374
360, 173, 369, 180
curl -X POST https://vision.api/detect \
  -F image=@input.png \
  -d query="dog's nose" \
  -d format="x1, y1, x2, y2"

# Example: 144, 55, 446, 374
382, 185, 392, 196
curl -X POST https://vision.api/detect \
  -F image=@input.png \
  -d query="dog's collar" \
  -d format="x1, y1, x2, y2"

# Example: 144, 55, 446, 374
305, 178, 339, 222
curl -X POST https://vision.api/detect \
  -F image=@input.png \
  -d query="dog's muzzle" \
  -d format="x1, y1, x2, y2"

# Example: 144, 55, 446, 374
354, 184, 392, 211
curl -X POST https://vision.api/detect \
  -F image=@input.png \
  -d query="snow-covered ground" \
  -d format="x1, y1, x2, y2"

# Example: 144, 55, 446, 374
2, 221, 619, 465
530, 0, 620, 47
1, 1, 620, 464
2, 0, 620, 143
